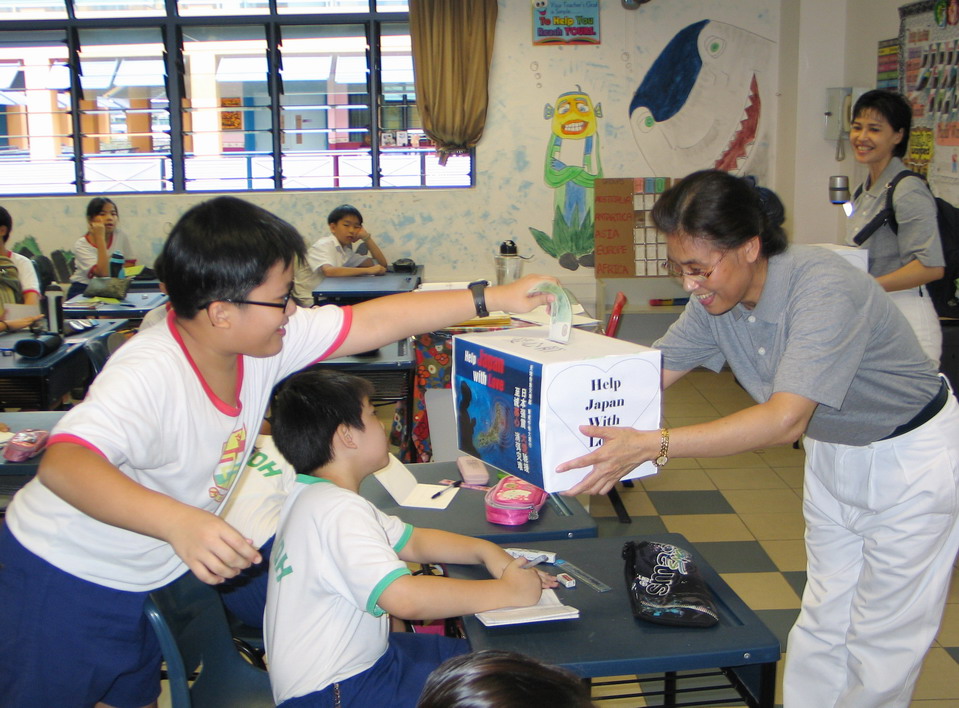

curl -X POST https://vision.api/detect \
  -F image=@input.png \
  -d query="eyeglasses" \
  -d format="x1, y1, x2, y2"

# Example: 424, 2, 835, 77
660, 250, 729, 282
223, 290, 295, 310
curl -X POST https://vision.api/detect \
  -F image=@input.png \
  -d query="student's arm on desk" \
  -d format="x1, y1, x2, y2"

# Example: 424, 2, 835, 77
378, 528, 548, 620
320, 263, 387, 277
331, 273, 559, 356
37, 443, 261, 583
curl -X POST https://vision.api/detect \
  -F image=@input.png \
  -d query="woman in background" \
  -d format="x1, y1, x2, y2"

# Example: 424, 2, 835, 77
846, 89, 944, 363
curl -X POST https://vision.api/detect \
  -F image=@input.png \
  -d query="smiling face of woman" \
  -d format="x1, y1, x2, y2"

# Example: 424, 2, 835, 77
665, 232, 766, 314
849, 109, 904, 178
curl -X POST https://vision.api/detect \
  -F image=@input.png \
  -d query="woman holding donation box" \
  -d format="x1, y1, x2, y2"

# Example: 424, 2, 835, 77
557, 169, 959, 708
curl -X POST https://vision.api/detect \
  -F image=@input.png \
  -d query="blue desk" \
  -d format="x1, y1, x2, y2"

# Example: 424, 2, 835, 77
0, 410, 65, 498
359, 460, 597, 542
447, 534, 779, 707
0, 320, 128, 410
64, 291, 167, 319
312, 265, 423, 305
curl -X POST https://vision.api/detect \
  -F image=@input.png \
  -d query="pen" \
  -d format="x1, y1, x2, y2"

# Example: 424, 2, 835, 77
430, 480, 462, 499
523, 554, 550, 568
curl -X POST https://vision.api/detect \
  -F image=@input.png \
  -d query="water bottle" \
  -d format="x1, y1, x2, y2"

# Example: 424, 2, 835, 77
44, 285, 64, 335
110, 251, 125, 279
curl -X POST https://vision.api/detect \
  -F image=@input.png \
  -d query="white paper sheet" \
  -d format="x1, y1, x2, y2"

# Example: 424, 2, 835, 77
373, 454, 459, 509
474, 589, 579, 626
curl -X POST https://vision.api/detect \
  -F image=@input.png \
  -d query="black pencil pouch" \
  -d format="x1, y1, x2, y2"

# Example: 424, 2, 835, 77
622, 540, 719, 628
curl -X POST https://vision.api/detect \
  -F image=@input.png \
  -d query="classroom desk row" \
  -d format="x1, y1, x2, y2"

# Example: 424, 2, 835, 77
0, 432, 779, 707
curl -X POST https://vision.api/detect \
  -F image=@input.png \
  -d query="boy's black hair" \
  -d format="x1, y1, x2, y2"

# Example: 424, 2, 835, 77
159, 196, 307, 319
271, 369, 376, 476
327, 204, 363, 225
86, 197, 118, 220
0, 206, 11, 242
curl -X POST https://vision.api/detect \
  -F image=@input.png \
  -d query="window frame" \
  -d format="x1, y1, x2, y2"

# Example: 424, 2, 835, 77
0, 1, 474, 194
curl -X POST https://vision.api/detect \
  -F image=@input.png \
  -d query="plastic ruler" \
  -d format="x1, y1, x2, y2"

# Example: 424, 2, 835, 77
553, 559, 612, 593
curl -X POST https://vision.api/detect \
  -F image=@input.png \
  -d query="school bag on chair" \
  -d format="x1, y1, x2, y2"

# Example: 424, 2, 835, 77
853, 170, 959, 318
0, 255, 24, 305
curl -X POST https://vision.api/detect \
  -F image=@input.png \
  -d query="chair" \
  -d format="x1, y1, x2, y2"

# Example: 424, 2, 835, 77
30, 254, 56, 294
603, 292, 633, 524
50, 250, 73, 285
144, 572, 275, 708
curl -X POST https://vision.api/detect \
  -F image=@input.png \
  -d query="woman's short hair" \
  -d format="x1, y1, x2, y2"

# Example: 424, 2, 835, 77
852, 89, 911, 159
651, 169, 788, 258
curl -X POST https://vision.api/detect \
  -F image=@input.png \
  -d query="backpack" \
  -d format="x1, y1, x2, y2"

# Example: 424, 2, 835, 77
0, 254, 23, 305
853, 170, 959, 318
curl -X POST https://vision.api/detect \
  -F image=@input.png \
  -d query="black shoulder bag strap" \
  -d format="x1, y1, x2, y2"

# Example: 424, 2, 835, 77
852, 170, 922, 246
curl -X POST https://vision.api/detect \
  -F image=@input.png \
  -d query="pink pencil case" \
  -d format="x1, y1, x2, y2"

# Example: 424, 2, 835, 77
3, 429, 50, 462
484, 475, 548, 526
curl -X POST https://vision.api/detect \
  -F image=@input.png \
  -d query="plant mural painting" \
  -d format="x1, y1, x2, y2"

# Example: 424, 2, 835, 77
529, 87, 603, 271
628, 19, 772, 179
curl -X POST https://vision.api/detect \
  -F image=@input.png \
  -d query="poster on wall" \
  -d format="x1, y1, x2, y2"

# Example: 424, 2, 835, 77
532, 0, 600, 46
900, 0, 959, 196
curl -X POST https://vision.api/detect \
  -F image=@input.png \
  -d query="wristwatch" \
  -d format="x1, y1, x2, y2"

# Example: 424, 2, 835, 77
468, 280, 490, 318
653, 427, 670, 467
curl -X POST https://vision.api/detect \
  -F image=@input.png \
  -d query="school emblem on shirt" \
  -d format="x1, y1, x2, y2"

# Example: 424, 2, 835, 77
208, 428, 248, 502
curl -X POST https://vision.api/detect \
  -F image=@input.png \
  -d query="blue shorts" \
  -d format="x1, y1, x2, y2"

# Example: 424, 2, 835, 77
0, 526, 163, 708
219, 535, 274, 629
279, 632, 469, 708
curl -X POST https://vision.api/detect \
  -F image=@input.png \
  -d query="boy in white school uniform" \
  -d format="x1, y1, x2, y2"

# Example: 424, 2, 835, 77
292, 204, 390, 305
0, 194, 556, 708
265, 369, 555, 708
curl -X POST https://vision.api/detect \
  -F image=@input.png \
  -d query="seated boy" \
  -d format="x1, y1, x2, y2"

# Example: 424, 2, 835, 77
0, 193, 556, 708
292, 203, 390, 306
266, 369, 555, 708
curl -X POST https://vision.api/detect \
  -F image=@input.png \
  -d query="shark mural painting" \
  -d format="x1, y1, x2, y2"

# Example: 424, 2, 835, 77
629, 19, 772, 177
529, 87, 603, 271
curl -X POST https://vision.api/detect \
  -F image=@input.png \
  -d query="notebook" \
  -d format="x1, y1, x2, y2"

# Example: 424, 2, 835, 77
474, 589, 579, 627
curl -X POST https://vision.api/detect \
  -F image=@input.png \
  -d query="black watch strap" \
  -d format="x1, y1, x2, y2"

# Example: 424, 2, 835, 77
468, 280, 490, 318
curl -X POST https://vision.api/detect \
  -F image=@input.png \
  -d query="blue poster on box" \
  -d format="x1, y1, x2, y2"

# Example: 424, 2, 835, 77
452, 326, 662, 493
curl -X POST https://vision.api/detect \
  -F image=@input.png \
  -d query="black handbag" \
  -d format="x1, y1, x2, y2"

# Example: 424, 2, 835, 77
622, 540, 719, 628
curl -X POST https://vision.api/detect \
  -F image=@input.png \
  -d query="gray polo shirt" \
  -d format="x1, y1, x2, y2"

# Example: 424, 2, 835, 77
654, 245, 941, 445
845, 156, 945, 277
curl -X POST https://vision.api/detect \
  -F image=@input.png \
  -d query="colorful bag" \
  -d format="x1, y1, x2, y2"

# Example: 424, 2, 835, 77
3, 429, 50, 461
622, 540, 719, 628
484, 475, 548, 525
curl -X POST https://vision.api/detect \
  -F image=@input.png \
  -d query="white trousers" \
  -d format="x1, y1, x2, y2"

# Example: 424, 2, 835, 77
783, 386, 959, 708
888, 287, 942, 366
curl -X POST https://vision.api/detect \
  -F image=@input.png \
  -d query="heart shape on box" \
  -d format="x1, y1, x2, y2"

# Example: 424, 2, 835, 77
545, 358, 661, 455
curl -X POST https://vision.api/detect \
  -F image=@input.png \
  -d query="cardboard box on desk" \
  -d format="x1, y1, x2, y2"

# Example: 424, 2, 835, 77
452, 325, 662, 493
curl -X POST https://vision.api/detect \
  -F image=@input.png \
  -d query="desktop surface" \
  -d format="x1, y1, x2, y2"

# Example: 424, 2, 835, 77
359, 460, 597, 543
312, 265, 424, 303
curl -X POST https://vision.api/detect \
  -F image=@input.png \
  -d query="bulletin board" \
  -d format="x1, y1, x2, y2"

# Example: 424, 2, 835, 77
900, 0, 959, 200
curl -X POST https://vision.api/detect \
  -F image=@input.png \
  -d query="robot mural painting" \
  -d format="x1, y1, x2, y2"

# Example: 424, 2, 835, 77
529, 87, 603, 271
628, 19, 772, 178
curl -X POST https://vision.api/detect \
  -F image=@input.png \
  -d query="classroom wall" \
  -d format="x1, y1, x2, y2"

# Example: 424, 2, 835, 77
1, 0, 905, 304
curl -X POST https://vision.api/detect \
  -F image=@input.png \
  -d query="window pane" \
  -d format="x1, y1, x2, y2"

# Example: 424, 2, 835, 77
78, 28, 171, 192
376, 0, 408, 11
0, 1, 68, 20
73, 1, 165, 19
376, 22, 471, 188
277, 0, 372, 13
0, 30, 75, 195
177, 0, 269, 16
279, 24, 372, 189
183, 25, 273, 191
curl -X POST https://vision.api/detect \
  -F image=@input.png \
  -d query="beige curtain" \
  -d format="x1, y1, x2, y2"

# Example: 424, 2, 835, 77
408, 0, 498, 165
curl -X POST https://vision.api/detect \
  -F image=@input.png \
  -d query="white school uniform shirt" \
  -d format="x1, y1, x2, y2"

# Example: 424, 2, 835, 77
5, 305, 350, 592
4, 249, 40, 300
264, 478, 412, 704
69, 232, 127, 285
292, 235, 371, 305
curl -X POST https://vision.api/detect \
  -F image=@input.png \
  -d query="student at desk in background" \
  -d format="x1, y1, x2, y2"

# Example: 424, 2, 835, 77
67, 197, 128, 299
264, 369, 554, 708
0, 206, 45, 334
292, 204, 390, 306
0, 194, 557, 708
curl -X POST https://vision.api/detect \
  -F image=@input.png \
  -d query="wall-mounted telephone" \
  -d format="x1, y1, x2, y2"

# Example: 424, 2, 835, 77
825, 87, 869, 141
